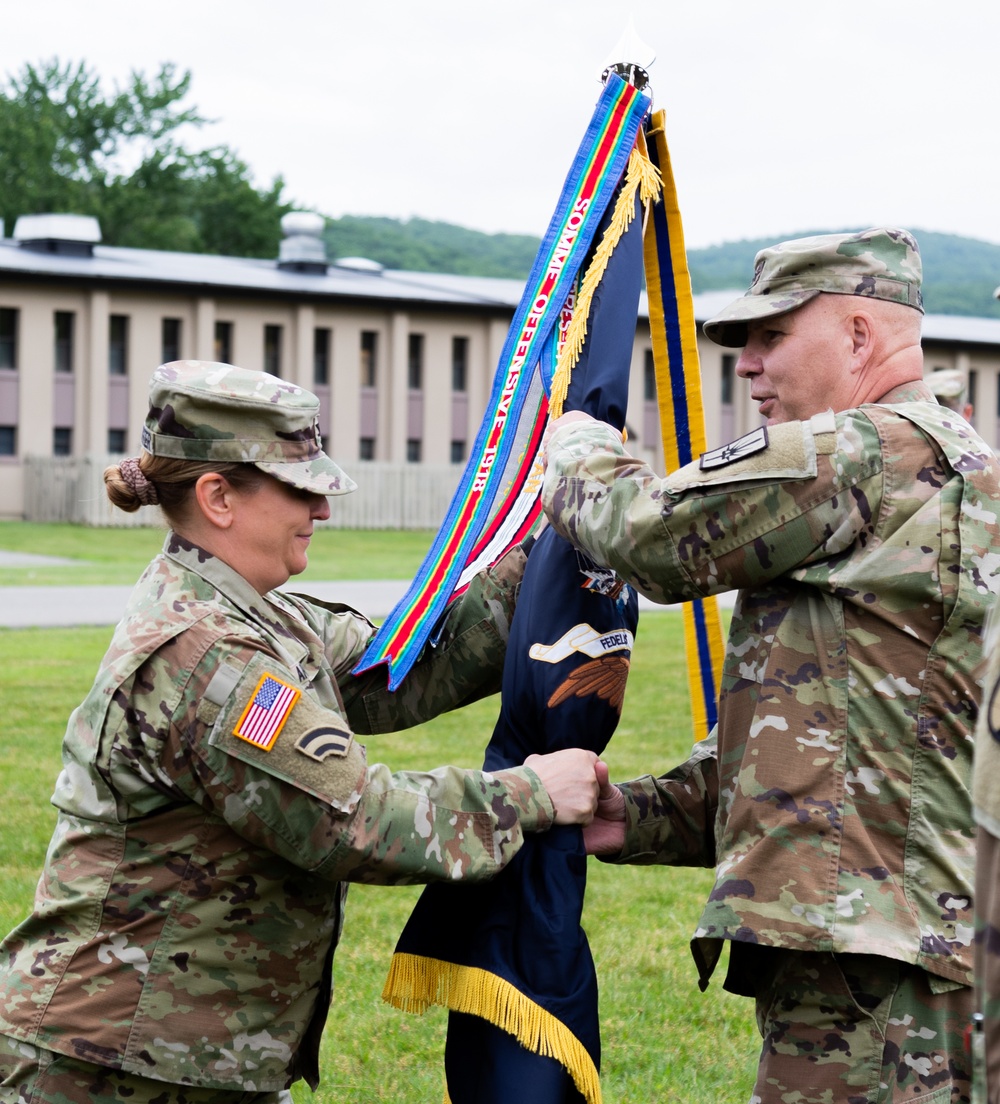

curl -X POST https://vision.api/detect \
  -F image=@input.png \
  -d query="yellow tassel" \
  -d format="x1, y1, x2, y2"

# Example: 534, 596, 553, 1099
549, 142, 662, 420
383, 952, 603, 1104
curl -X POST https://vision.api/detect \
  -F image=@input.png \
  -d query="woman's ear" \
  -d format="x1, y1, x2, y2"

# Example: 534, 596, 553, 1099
193, 473, 235, 530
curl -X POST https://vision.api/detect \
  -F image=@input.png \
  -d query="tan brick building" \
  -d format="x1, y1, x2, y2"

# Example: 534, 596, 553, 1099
2, 212, 999, 521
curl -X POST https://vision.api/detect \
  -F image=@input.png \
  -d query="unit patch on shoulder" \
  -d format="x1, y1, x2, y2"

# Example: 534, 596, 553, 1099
700, 426, 769, 471
233, 673, 301, 751
295, 724, 353, 762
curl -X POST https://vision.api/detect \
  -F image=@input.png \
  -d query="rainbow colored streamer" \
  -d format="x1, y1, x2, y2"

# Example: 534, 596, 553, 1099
354, 74, 651, 688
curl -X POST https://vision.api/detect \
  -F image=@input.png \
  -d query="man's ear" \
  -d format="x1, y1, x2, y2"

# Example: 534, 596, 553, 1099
849, 311, 876, 373
193, 472, 235, 530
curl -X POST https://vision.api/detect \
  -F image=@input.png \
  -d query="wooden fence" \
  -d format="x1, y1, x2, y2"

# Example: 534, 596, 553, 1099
23, 456, 464, 530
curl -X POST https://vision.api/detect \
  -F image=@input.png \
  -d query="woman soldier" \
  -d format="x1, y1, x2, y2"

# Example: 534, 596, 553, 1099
0, 360, 603, 1104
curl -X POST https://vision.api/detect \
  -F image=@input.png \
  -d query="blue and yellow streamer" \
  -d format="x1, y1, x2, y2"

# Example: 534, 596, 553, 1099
642, 112, 725, 740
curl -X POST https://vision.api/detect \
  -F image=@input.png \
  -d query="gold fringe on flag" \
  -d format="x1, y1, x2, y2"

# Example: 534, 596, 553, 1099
549, 142, 662, 419
383, 952, 603, 1104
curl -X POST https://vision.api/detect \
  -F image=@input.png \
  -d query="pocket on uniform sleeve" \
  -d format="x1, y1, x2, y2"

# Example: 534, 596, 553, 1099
207, 650, 367, 814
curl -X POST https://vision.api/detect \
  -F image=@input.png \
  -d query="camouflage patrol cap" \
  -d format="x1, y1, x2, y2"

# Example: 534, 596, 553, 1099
927, 367, 967, 405
704, 227, 924, 347
142, 360, 356, 496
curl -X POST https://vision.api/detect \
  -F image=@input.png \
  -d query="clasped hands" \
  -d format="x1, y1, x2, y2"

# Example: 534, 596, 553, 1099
524, 749, 626, 855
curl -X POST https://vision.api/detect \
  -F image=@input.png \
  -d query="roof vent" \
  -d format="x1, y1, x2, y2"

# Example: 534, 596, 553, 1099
277, 211, 328, 274
13, 213, 101, 256
333, 256, 385, 275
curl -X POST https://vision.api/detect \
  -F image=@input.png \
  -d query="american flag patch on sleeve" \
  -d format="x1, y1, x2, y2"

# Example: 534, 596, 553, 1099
233, 673, 301, 751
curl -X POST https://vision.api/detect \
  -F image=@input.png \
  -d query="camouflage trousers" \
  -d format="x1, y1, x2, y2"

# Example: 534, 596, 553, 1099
747, 949, 972, 1104
0, 1033, 294, 1104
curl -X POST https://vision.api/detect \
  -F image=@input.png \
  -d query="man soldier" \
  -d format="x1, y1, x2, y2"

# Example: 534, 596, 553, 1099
542, 227, 1000, 1103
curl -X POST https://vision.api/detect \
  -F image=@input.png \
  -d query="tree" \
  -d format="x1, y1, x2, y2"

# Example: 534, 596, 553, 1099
0, 59, 292, 258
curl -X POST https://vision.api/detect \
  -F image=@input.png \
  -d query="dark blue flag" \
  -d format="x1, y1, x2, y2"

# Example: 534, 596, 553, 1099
384, 181, 644, 1104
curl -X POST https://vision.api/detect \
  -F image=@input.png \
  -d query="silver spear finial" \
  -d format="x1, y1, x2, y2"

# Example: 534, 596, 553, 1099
599, 15, 656, 89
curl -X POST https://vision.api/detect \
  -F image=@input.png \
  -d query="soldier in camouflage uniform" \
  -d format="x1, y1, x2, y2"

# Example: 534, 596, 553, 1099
541, 228, 1000, 1103
0, 361, 605, 1104
927, 367, 974, 422
974, 631, 1000, 1103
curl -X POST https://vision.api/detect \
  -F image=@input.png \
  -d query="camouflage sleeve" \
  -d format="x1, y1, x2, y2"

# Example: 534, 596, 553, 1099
139, 635, 553, 885
542, 412, 883, 603
603, 732, 719, 867
975, 633, 1000, 1077
339, 539, 531, 733
975, 824, 1000, 1096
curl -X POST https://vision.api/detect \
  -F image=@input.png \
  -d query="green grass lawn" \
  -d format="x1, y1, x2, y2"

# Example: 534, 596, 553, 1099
0, 536, 758, 1102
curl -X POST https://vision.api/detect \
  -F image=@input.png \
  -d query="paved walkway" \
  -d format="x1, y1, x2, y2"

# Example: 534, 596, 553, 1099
0, 578, 720, 629
0, 580, 414, 628
0, 550, 80, 567
1, 548, 735, 627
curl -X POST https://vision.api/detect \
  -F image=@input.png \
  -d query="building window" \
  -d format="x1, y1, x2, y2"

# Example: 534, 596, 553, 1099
108, 428, 126, 453
969, 369, 978, 412
0, 426, 16, 455
0, 308, 18, 370
450, 440, 465, 463
407, 333, 424, 390
54, 311, 74, 373
162, 318, 182, 363
359, 436, 375, 460
109, 315, 129, 375
721, 354, 735, 406
314, 327, 331, 385
215, 321, 233, 364
643, 349, 656, 401
264, 324, 283, 377
53, 427, 72, 456
452, 336, 468, 392
360, 331, 378, 388
406, 438, 422, 463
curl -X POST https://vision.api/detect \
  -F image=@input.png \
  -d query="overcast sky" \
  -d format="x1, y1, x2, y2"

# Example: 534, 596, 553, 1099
7, 0, 1000, 251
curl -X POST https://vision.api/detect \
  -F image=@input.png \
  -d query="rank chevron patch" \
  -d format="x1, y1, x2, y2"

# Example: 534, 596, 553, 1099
295, 726, 353, 762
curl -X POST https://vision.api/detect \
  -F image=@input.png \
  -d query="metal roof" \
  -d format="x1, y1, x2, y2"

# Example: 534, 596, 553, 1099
919, 312, 1000, 347
2, 233, 999, 345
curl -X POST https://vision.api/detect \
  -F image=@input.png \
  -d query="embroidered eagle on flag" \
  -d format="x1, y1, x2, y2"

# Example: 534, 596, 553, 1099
547, 655, 630, 713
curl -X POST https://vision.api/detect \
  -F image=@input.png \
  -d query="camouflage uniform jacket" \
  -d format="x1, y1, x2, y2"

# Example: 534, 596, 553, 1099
0, 533, 551, 1092
543, 382, 1000, 989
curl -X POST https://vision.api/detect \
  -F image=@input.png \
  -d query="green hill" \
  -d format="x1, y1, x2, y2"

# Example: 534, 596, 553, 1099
323, 216, 1000, 319
323, 216, 541, 279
